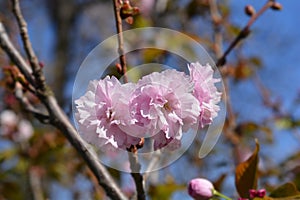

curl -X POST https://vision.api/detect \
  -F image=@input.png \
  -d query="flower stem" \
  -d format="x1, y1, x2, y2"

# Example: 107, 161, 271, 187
213, 190, 233, 200
112, 0, 128, 83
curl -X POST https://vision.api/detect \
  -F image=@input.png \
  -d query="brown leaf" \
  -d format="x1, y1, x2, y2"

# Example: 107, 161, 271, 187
235, 139, 260, 198
270, 182, 300, 198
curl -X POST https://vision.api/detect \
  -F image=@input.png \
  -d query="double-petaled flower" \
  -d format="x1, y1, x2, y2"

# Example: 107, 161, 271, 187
75, 62, 221, 151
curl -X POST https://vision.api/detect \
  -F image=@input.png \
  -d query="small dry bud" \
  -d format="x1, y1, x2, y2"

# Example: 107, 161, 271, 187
271, 2, 282, 11
245, 5, 256, 16
116, 63, 122, 73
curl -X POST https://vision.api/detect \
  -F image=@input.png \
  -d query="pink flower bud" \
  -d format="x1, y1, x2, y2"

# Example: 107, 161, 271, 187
249, 189, 266, 198
188, 178, 214, 200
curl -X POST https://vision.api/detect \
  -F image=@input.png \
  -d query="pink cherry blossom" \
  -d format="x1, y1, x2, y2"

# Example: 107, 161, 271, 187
0, 110, 33, 142
75, 76, 140, 150
75, 63, 222, 151
129, 70, 200, 150
188, 62, 221, 128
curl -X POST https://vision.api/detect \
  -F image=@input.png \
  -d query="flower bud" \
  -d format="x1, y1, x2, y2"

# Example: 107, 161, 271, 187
271, 2, 282, 11
188, 178, 214, 200
249, 189, 266, 198
245, 5, 255, 16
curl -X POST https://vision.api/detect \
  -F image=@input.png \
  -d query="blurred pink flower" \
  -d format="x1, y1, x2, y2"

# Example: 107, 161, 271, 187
0, 110, 17, 127
188, 178, 214, 200
75, 76, 140, 150
0, 110, 33, 142
16, 119, 33, 142
139, 0, 155, 16
188, 62, 221, 128
129, 70, 200, 150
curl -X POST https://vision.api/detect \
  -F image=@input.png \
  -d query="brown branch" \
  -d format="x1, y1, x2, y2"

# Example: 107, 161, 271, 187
128, 152, 146, 200
209, 0, 223, 58
0, 20, 128, 200
28, 167, 44, 200
11, 0, 46, 91
44, 95, 127, 200
112, 1, 145, 197
112, 0, 128, 83
0, 23, 34, 85
14, 83, 50, 123
209, 0, 240, 163
216, 0, 275, 67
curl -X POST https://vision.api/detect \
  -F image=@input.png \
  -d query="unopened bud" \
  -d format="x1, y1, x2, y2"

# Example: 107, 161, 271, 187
245, 5, 255, 16
271, 2, 282, 11
39, 61, 44, 68
120, 1, 139, 20
188, 178, 214, 200
116, 63, 122, 73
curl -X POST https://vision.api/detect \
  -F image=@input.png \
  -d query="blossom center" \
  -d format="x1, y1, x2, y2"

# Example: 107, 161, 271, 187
163, 101, 172, 112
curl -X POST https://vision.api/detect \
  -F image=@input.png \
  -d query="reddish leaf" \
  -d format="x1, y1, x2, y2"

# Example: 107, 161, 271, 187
235, 139, 260, 198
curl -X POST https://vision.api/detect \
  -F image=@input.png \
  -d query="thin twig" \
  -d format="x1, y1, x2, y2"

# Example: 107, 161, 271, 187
216, 0, 275, 67
14, 83, 50, 123
0, 18, 128, 200
208, 0, 240, 161
112, 0, 145, 197
128, 152, 146, 200
112, 0, 128, 83
209, 0, 223, 58
11, 0, 46, 91
0, 23, 34, 85
253, 72, 282, 115
28, 166, 44, 200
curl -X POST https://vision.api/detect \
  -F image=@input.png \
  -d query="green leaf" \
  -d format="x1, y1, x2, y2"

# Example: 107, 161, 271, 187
254, 195, 300, 200
235, 139, 260, 198
270, 182, 300, 198
0, 148, 17, 163
148, 181, 185, 200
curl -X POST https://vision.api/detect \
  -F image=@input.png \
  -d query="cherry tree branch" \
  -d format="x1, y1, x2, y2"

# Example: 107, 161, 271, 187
0, 23, 34, 84
28, 167, 44, 200
216, 0, 276, 67
112, 0, 146, 198
14, 83, 50, 123
128, 152, 146, 200
0, 6, 127, 200
112, 0, 128, 83
11, 0, 46, 91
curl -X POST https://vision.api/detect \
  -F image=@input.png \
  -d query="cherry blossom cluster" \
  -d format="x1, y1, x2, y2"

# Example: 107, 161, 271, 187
75, 62, 221, 151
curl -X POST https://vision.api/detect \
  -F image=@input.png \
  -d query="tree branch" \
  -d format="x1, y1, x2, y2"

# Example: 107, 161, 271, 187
28, 166, 44, 200
112, 0, 128, 83
11, 0, 46, 91
111, 1, 145, 197
44, 95, 127, 200
216, 0, 275, 67
128, 152, 145, 200
0, 23, 34, 85
14, 82, 50, 123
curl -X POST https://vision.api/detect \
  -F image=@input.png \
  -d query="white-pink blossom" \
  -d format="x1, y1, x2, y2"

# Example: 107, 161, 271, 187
75, 63, 222, 151
75, 76, 141, 150
0, 110, 33, 142
188, 62, 221, 128
129, 70, 200, 150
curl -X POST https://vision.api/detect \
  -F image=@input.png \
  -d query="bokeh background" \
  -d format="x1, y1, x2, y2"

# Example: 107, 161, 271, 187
0, 0, 299, 199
